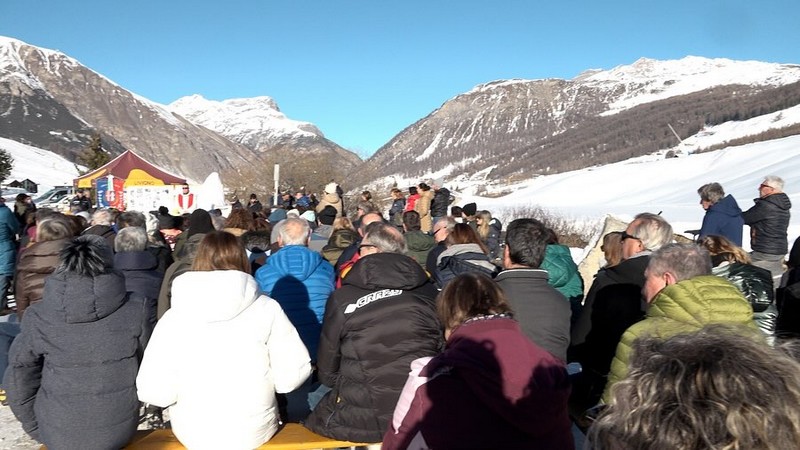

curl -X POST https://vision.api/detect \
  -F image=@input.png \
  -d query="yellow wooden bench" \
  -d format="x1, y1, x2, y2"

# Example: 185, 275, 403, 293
125, 424, 376, 449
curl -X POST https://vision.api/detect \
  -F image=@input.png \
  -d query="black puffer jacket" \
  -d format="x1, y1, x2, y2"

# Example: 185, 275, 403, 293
430, 187, 452, 218
3, 268, 150, 450
742, 192, 792, 255
306, 252, 444, 443
713, 261, 775, 335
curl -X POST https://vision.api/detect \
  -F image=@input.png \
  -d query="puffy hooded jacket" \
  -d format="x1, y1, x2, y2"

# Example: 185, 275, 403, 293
305, 252, 444, 443
255, 245, 335, 360
382, 317, 573, 449
743, 192, 792, 255
137, 270, 311, 450
603, 275, 755, 402
713, 261, 775, 336
699, 194, 745, 246
541, 244, 583, 299
4, 263, 150, 450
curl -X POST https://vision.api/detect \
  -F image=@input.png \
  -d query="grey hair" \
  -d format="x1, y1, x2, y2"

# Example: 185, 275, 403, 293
631, 213, 673, 252
434, 216, 457, 232
764, 175, 785, 191
697, 182, 725, 204
648, 243, 712, 282
364, 222, 406, 254
278, 217, 310, 246
91, 209, 114, 226
115, 226, 148, 253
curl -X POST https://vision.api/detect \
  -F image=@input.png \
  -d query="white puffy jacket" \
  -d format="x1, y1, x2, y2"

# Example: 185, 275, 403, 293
136, 270, 311, 450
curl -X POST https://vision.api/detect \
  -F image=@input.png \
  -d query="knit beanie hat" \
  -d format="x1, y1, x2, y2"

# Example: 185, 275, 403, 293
187, 209, 214, 238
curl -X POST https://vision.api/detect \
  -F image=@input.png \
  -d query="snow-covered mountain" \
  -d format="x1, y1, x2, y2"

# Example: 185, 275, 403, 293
0, 36, 358, 186
170, 95, 323, 146
168, 94, 361, 171
353, 56, 800, 190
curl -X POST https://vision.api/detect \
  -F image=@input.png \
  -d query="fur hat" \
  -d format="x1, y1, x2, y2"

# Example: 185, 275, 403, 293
59, 234, 114, 277
325, 182, 338, 195
318, 205, 337, 225
462, 202, 477, 217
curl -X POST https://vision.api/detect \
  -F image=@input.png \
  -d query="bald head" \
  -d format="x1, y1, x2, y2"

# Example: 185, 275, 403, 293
278, 217, 310, 246
359, 212, 384, 237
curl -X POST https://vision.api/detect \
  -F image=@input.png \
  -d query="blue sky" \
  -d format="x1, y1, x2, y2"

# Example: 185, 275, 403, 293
1, 1, 798, 157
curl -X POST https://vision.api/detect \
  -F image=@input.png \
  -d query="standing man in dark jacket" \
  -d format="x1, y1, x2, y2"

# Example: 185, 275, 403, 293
306, 223, 443, 443
495, 218, 571, 361
3, 235, 150, 450
0, 198, 19, 314
430, 178, 452, 226
697, 182, 744, 246
743, 175, 792, 281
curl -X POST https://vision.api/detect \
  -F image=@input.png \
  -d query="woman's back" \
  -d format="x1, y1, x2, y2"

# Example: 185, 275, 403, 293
137, 270, 311, 450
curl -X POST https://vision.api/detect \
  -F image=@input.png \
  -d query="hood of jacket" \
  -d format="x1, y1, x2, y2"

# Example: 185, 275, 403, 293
42, 269, 128, 324
321, 192, 341, 206
649, 275, 754, 327
424, 317, 569, 436
756, 192, 792, 211
709, 194, 743, 217
114, 250, 159, 272
437, 243, 496, 271
170, 270, 261, 322
405, 230, 435, 252
266, 245, 329, 282
345, 252, 430, 291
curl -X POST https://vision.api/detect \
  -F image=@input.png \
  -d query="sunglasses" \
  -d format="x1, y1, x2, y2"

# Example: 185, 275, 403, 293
620, 231, 641, 242
759, 184, 773, 190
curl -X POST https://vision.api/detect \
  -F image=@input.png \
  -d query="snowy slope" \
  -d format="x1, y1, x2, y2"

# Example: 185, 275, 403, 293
0, 137, 83, 190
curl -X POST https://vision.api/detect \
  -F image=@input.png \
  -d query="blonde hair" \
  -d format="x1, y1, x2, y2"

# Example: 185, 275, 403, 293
698, 235, 751, 264
476, 210, 492, 241
590, 325, 800, 450
601, 231, 624, 268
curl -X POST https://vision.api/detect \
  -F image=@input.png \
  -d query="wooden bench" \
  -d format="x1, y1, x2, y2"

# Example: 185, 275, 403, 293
124, 424, 376, 449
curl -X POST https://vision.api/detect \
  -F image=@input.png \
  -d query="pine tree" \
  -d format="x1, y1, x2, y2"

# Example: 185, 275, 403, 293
78, 132, 110, 173
0, 149, 13, 186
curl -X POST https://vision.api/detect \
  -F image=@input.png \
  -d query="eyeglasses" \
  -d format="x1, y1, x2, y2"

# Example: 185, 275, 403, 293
358, 244, 377, 254
433, 227, 446, 236
620, 231, 641, 242
759, 184, 773, 190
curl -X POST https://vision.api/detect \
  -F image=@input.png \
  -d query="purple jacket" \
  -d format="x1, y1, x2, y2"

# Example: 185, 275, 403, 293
383, 317, 574, 449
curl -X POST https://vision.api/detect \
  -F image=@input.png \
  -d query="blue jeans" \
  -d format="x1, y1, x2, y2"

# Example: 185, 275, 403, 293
0, 315, 21, 387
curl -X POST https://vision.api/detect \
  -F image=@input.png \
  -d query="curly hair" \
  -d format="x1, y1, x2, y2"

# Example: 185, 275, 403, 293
589, 325, 800, 450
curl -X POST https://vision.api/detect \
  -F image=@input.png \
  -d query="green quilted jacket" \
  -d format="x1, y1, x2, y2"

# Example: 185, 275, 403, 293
541, 244, 583, 298
602, 275, 755, 403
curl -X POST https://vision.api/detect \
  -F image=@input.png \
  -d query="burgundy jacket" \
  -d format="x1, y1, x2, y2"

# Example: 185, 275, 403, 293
383, 316, 574, 449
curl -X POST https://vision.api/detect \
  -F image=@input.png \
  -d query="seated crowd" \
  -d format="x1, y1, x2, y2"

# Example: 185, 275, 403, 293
1, 174, 800, 449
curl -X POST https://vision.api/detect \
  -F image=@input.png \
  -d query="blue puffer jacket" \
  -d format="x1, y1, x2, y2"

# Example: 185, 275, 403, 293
255, 245, 334, 361
0, 203, 20, 276
541, 244, 583, 299
699, 194, 744, 246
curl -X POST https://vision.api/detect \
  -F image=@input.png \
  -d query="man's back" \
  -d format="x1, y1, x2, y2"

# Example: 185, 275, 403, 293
305, 252, 443, 443
255, 245, 334, 359
495, 268, 571, 361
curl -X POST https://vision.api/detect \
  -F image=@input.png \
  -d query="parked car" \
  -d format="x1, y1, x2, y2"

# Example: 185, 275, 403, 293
34, 186, 74, 211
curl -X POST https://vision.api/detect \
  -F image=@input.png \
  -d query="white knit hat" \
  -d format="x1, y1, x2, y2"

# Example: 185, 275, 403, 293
324, 182, 338, 194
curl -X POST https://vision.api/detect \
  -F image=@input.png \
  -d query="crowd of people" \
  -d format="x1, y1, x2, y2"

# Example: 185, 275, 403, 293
0, 174, 799, 449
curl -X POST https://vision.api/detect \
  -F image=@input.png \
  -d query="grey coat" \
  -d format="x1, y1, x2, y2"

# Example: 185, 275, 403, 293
496, 268, 571, 361
3, 268, 150, 450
